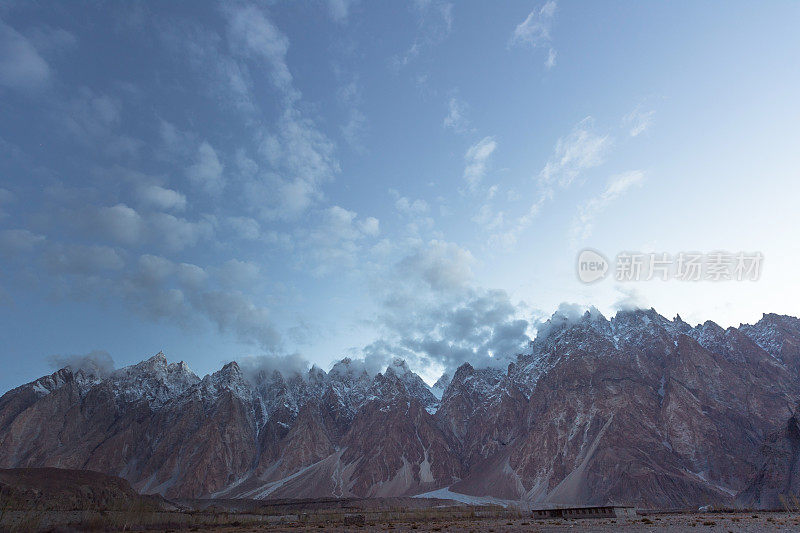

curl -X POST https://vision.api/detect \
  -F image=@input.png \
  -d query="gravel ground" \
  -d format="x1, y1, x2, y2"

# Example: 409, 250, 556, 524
184, 512, 800, 532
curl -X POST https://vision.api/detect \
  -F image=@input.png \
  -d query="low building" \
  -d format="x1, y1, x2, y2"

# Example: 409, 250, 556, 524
532, 505, 637, 519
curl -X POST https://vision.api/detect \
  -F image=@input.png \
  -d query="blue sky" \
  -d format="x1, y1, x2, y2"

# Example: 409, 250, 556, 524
1, 1, 799, 391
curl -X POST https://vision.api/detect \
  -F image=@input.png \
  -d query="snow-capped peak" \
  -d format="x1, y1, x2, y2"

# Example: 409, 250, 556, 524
105, 351, 200, 407
431, 373, 451, 400
385, 358, 412, 377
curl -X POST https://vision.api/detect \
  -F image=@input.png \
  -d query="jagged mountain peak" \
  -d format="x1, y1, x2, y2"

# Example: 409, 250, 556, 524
700, 319, 724, 331
196, 360, 251, 400
740, 313, 800, 361
533, 306, 610, 346
5, 309, 800, 506
212, 361, 244, 382
757, 312, 800, 326
443, 363, 504, 399
370, 361, 438, 411
308, 364, 326, 381
384, 358, 413, 379
431, 372, 450, 400
119, 351, 169, 374
104, 351, 199, 406
329, 357, 372, 380
611, 306, 663, 326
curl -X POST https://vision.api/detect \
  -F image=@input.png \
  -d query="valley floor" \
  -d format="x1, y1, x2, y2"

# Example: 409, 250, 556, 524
4, 510, 800, 532
179, 513, 800, 532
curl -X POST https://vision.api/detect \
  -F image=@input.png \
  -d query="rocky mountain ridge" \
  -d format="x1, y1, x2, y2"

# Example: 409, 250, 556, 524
1, 308, 798, 508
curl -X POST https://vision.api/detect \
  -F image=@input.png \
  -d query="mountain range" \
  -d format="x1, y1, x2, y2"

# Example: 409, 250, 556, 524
2, 308, 799, 509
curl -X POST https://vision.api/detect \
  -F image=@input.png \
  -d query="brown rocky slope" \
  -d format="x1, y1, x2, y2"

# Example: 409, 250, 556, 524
0, 309, 798, 508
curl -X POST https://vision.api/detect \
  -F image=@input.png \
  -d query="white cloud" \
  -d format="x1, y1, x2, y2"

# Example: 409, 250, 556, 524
196, 289, 282, 350
44, 244, 125, 274
0, 18, 50, 90
0, 187, 14, 218
147, 212, 214, 252
59, 88, 142, 157
218, 258, 261, 289
545, 47, 557, 69
247, 109, 339, 220
0, 229, 45, 254
47, 350, 114, 377
396, 197, 429, 216
97, 203, 144, 246
341, 108, 367, 150
83, 204, 211, 252
393, 0, 453, 69
391, 189, 430, 217
137, 184, 187, 212
296, 205, 381, 276
511, 1, 556, 48
26, 25, 77, 54
364, 240, 530, 377
397, 240, 475, 293
472, 204, 505, 231
135, 254, 175, 286
160, 22, 256, 114
464, 136, 497, 191
0, 188, 14, 204
539, 117, 610, 188
172, 5, 338, 220
227, 216, 261, 240
337, 78, 368, 150
623, 106, 655, 137
443, 97, 470, 133
613, 286, 647, 311
571, 170, 644, 241
187, 141, 224, 195
359, 216, 380, 237
238, 353, 311, 381
176, 262, 208, 289
158, 119, 193, 155
225, 4, 293, 97
328, 0, 359, 23
489, 118, 610, 248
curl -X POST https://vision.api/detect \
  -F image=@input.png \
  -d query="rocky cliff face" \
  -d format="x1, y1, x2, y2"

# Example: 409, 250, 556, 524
1, 309, 799, 508
737, 407, 800, 509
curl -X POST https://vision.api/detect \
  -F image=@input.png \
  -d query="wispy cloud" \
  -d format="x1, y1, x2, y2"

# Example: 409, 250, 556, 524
571, 170, 644, 242
623, 105, 655, 137
393, 0, 453, 70
545, 48, 557, 69
510, 1, 558, 68
294, 205, 381, 276
0, 18, 51, 90
246, 108, 339, 220
328, 0, 359, 23
75, 203, 213, 253
136, 184, 187, 212
443, 96, 471, 134
463, 136, 497, 192
225, 3, 294, 98
539, 117, 610, 188
0, 229, 45, 254
186, 141, 224, 195
0, 187, 15, 218
338, 77, 368, 151
490, 117, 610, 248
391, 189, 430, 216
